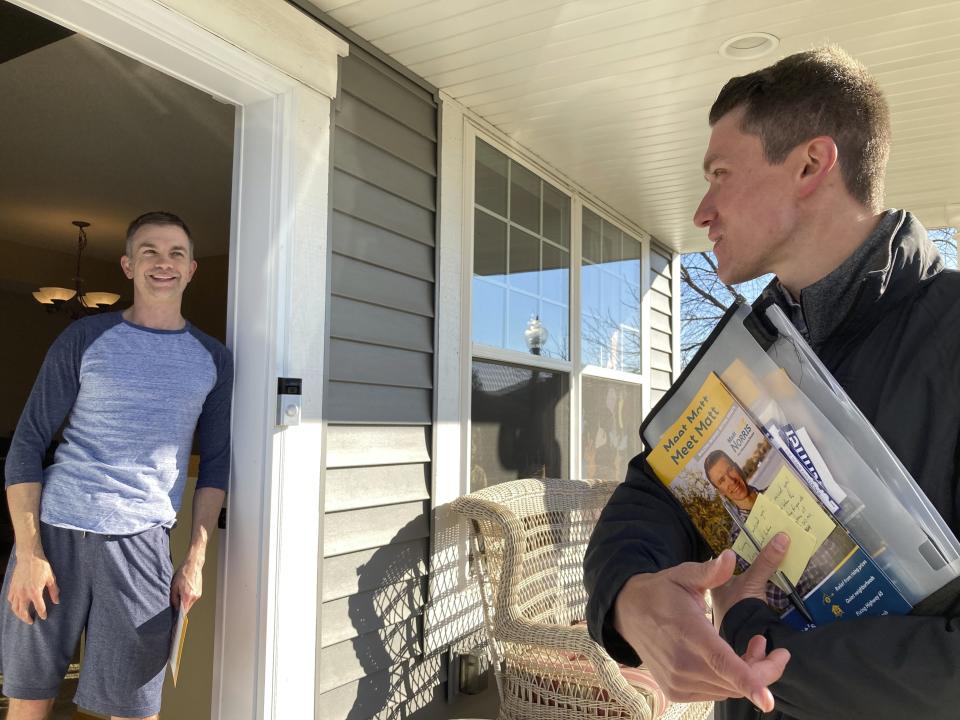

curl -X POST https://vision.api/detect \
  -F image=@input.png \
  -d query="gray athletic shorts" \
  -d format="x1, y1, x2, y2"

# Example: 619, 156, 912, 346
0, 522, 175, 718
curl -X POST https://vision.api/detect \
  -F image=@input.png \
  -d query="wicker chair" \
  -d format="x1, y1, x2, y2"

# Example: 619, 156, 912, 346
452, 478, 713, 720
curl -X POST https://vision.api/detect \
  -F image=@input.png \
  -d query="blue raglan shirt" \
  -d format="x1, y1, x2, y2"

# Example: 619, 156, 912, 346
5, 312, 233, 535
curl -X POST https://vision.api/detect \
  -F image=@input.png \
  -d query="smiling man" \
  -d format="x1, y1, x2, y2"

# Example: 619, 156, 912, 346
1, 211, 232, 720
585, 47, 960, 720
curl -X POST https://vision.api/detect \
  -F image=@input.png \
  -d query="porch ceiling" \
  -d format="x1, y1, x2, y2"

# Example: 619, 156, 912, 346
308, 0, 960, 253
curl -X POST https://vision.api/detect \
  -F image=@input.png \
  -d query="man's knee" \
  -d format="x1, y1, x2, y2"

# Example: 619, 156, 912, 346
7, 697, 55, 720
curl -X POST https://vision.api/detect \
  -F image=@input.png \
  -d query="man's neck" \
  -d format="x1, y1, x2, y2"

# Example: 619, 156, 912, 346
775, 201, 884, 299
123, 302, 186, 331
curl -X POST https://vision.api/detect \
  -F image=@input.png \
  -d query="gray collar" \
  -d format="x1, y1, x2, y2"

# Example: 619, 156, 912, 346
775, 210, 901, 347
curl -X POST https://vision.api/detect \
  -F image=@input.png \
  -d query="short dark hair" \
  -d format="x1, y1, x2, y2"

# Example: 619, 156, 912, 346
709, 46, 890, 212
125, 211, 194, 257
703, 450, 742, 483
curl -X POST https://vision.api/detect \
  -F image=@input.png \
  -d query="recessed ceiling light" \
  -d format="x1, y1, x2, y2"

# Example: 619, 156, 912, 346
719, 32, 780, 60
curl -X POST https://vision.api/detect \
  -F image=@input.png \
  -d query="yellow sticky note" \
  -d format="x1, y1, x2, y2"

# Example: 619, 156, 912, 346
731, 493, 817, 585
765, 465, 835, 548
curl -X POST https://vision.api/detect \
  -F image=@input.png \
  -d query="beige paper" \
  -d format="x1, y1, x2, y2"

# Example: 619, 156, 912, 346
732, 493, 817, 585
766, 465, 835, 548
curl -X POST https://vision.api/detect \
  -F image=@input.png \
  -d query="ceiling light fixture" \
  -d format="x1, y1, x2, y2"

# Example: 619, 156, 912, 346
33, 220, 120, 318
719, 32, 780, 60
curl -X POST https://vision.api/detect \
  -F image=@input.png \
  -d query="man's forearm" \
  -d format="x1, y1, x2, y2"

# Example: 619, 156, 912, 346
184, 487, 225, 568
7, 482, 45, 559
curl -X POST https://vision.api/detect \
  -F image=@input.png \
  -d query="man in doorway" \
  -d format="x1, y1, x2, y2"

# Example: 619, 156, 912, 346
2, 211, 232, 720
585, 47, 960, 719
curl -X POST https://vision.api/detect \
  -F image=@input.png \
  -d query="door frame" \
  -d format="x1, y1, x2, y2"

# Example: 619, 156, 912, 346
9, 1, 346, 717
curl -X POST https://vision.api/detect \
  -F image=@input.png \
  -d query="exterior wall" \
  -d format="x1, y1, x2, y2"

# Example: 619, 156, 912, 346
318, 48, 443, 719
648, 242, 676, 405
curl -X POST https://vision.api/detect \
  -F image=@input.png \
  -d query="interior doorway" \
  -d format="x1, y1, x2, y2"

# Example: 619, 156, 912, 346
0, 2, 234, 717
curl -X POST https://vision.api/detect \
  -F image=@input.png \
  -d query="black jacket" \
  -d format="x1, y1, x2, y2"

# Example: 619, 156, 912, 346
584, 211, 960, 720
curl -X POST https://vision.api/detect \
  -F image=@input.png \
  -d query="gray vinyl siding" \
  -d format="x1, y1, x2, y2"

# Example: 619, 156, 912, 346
319, 47, 439, 720
649, 243, 675, 407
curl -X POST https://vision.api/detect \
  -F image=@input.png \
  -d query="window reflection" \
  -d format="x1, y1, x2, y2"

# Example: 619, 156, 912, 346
581, 376, 643, 481
472, 140, 570, 360
581, 208, 642, 373
470, 359, 570, 490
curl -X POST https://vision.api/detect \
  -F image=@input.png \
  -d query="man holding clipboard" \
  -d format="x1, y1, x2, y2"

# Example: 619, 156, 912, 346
585, 47, 960, 720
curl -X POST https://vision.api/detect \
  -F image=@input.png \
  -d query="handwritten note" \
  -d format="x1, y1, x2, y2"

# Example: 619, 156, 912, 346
766, 465, 835, 548
732, 494, 817, 584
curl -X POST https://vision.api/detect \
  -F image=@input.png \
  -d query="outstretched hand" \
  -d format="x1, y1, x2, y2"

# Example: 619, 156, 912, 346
613, 549, 790, 712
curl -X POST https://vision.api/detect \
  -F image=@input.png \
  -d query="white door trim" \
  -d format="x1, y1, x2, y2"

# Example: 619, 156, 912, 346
10, 1, 346, 718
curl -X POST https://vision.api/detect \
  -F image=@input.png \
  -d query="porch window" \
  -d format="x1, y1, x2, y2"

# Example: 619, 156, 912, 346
469, 137, 653, 489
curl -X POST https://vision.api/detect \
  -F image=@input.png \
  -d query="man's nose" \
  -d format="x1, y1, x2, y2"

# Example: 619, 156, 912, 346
693, 192, 715, 228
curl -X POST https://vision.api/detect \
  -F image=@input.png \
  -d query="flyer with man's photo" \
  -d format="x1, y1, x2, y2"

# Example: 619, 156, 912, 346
646, 371, 911, 629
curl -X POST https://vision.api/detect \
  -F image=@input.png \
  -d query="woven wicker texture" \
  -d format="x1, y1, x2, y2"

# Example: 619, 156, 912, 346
452, 478, 713, 720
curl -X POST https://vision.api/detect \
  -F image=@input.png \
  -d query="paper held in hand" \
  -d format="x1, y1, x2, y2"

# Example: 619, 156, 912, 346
168, 607, 189, 686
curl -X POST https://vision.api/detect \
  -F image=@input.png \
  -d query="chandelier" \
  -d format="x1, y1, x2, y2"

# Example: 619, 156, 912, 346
32, 220, 120, 317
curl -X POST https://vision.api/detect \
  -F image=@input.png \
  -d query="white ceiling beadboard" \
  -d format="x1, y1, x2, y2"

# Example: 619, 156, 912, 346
310, 0, 960, 252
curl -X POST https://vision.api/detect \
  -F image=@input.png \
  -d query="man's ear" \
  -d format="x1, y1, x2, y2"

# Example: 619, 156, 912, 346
796, 136, 839, 199
186, 259, 198, 283
120, 255, 134, 279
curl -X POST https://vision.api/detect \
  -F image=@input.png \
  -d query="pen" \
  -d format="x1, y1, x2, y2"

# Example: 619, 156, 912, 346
723, 498, 816, 625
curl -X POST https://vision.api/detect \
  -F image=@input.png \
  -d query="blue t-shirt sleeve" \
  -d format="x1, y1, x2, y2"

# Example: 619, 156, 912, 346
195, 341, 233, 491
5, 321, 92, 487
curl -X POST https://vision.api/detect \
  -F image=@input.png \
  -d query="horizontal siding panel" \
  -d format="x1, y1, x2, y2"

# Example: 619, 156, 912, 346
331, 211, 434, 283
650, 348, 672, 373
649, 248, 672, 277
332, 171, 435, 246
326, 381, 432, 425
325, 463, 430, 513
336, 91, 437, 176
651, 388, 668, 407
322, 539, 428, 602
330, 254, 434, 317
651, 369, 672, 391
334, 130, 436, 211
324, 501, 429, 557
650, 308, 672, 334
650, 328, 672, 353
650, 271, 671, 297
328, 339, 433, 389
321, 577, 428, 647
340, 53, 436, 140
650, 288, 672, 316
318, 618, 422, 693
326, 425, 431, 468
329, 296, 433, 354
317, 655, 444, 720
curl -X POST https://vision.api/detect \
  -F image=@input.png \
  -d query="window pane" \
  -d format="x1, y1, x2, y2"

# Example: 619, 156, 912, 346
542, 182, 570, 248
581, 212, 642, 373
581, 376, 643, 481
475, 139, 507, 216
474, 210, 507, 279
510, 162, 541, 234
506, 291, 538, 354
509, 226, 540, 294
472, 138, 571, 359
471, 359, 569, 490
539, 300, 568, 361
472, 278, 505, 348
583, 208, 602, 264
541, 243, 569, 305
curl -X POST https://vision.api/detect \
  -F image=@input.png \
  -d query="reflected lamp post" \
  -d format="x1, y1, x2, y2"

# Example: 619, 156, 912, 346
524, 314, 548, 356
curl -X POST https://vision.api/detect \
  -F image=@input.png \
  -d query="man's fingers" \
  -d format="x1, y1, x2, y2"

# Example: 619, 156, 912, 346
675, 550, 737, 592
742, 634, 769, 664
46, 577, 60, 605
31, 589, 48, 620
746, 533, 790, 585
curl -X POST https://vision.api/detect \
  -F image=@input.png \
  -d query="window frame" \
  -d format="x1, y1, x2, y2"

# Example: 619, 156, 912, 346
463, 124, 653, 485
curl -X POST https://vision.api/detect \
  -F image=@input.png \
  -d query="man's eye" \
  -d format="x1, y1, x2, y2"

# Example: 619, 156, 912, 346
712, 169, 726, 178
